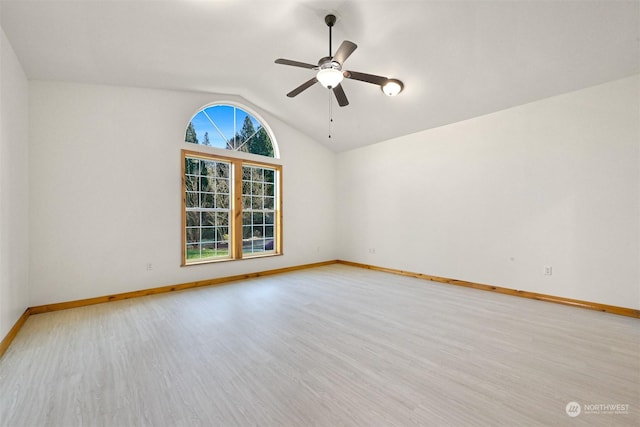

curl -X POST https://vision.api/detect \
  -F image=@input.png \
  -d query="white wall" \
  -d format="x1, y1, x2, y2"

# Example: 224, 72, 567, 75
28, 81, 337, 306
21, 74, 640, 311
0, 26, 29, 337
337, 75, 640, 309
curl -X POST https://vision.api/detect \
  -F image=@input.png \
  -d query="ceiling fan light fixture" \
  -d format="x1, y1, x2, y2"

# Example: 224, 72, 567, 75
316, 68, 344, 89
381, 79, 404, 96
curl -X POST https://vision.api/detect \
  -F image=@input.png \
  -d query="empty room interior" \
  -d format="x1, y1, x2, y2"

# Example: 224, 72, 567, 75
0, 0, 639, 425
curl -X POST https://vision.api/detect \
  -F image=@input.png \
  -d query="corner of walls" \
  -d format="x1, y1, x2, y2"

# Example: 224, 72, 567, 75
268, 116, 339, 265
337, 75, 640, 310
0, 25, 30, 339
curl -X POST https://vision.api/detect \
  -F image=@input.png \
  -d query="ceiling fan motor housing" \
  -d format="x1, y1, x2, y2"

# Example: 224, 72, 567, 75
318, 57, 342, 70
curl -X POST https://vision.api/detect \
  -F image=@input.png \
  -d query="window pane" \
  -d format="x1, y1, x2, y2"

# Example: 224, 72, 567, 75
200, 176, 212, 192
264, 197, 274, 210
264, 169, 274, 183
251, 196, 263, 210
216, 212, 229, 226
185, 175, 198, 192
186, 229, 199, 244
265, 183, 274, 197
200, 227, 216, 243
186, 212, 200, 227
186, 244, 200, 260
253, 212, 264, 225
199, 160, 209, 174
216, 178, 229, 194
251, 167, 262, 181
216, 163, 229, 178
216, 227, 228, 241
201, 227, 215, 242
242, 181, 251, 195
242, 167, 251, 180
185, 158, 199, 175
202, 161, 216, 176
265, 212, 274, 225
201, 212, 215, 226
202, 193, 215, 209
242, 225, 252, 239
216, 194, 229, 209
185, 192, 199, 208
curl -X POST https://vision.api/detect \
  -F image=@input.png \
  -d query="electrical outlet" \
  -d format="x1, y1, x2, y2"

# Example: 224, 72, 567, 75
146, 263, 153, 271
544, 266, 552, 276
368, 248, 376, 254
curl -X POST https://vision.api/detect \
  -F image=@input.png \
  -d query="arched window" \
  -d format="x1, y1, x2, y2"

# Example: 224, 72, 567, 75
185, 104, 277, 158
182, 103, 282, 265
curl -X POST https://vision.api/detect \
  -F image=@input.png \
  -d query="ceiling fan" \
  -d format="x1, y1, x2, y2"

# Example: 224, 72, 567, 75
275, 14, 404, 107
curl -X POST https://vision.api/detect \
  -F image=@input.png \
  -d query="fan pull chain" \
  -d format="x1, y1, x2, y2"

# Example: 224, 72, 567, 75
328, 91, 333, 139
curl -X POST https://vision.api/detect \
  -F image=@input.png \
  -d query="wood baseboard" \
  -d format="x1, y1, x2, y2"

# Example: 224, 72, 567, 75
337, 260, 640, 319
3, 258, 637, 360
29, 260, 338, 314
0, 308, 31, 359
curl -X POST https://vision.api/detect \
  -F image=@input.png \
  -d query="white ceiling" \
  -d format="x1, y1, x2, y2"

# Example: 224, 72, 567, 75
1, 0, 639, 152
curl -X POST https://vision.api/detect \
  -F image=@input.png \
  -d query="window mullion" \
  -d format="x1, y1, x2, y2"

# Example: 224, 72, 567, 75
232, 159, 243, 259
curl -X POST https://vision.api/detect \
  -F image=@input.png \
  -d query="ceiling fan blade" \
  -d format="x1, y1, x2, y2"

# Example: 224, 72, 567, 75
287, 77, 318, 97
333, 41, 357, 65
275, 58, 317, 69
344, 70, 388, 86
333, 84, 349, 107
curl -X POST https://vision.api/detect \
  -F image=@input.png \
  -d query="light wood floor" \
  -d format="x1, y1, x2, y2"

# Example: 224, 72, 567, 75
0, 264, 638, 426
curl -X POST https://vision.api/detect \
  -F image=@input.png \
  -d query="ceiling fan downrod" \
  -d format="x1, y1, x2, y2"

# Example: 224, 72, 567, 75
325, 14, 336, 58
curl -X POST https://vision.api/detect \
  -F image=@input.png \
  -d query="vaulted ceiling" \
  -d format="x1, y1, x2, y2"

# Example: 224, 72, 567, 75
1, 0, 638, 152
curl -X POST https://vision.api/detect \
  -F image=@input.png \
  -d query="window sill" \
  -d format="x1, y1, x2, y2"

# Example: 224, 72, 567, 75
181, 252, 282, 267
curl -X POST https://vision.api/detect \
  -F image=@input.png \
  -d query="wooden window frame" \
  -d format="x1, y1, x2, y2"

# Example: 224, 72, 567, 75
181, 149, 282, 266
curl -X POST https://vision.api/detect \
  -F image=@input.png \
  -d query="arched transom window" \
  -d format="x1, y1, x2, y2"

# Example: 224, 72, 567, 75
185, 104, 276, 158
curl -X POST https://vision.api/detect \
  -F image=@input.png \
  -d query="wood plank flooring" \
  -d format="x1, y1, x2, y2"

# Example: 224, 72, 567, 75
0, 264, 638, 426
